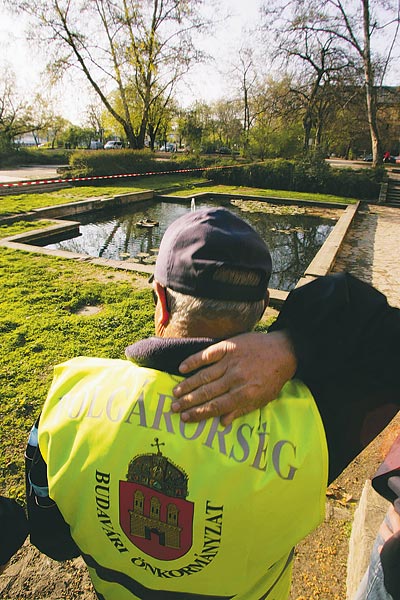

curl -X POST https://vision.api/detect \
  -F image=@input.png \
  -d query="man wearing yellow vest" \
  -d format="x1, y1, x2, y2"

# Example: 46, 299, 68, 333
27, 207, 335, 599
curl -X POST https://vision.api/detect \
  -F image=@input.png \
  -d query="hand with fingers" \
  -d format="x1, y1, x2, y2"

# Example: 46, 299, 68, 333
172, 330, 297, 426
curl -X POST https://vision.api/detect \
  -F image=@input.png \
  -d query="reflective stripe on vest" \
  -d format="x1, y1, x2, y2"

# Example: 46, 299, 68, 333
39, 357, 328, 600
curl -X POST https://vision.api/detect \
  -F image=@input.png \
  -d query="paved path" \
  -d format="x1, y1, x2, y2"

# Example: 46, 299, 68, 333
333, 204, 400, 307
0, 166, 62, 183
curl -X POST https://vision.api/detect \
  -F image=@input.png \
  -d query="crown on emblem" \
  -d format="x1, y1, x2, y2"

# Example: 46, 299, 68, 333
126, 438, 189, 498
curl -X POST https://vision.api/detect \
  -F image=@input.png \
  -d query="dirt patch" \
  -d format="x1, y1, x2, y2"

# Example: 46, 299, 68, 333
73, 305, 102, 316
0, 546, 95, 600
79, 269, 150, 288
289, 412, 400, 600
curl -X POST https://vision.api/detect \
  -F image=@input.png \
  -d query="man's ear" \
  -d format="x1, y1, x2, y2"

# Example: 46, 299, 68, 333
154, 281, 170, 326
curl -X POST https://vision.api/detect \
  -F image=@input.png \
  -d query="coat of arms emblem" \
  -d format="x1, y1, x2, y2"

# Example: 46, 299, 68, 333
119, 438, 194, 560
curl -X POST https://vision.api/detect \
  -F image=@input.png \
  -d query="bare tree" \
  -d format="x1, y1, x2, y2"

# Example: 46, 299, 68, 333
86, 99, 107, 144
231, 48, 259, 153
292, 37, 355, 150
261, 4, 359, 151
262, 0, 400, 164
212, 99, 242, 149
0, 68, 37, 147
7, 0, 210, 149
249, 76, 302, 158
29, 94, 68, 147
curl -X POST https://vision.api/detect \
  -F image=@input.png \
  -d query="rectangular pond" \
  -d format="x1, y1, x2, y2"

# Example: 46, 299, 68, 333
41, 197, 336, 291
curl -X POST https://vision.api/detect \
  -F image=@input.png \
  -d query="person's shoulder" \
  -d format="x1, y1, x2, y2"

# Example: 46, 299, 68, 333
52, 356, 135, 382
55, 356, 128, 369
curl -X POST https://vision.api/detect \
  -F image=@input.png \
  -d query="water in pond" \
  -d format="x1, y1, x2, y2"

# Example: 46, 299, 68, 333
44, 198, 335, 291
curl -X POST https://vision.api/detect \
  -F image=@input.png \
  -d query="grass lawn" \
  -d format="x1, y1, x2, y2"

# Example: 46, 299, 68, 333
0, 175, 357, 219
0, 220, 54, 237
169, 184, 358, 205
0, 174, 206, 217
0, 176, 351, 501
0, 251, 156, 499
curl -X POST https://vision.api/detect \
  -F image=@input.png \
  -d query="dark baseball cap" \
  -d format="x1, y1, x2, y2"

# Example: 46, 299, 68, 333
154, 207, 272, 301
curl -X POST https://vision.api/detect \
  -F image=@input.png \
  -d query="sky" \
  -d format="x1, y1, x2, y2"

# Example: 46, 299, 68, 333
1, 0, 398, 127
0, 0, 263, 125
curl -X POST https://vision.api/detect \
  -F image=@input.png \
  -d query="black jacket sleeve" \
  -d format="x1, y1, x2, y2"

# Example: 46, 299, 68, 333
0, 496, 28, 566
270, 272, 400, 389
270, 272, 400, 482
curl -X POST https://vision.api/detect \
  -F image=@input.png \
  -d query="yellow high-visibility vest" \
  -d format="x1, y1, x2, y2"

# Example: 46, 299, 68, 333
39, 356, 328, 600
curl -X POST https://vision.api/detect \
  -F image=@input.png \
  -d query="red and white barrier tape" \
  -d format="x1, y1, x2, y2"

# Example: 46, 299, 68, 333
0, 165, 228, 189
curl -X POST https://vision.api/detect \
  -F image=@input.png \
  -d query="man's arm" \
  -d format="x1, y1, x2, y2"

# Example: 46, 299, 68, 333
269, 272, 400, 384
25, 421, 80, 561
172, 331, 297, 425
172, 272, 400, 423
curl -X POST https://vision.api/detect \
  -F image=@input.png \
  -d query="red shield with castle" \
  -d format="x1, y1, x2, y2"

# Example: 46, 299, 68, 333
119, 439, 194, 560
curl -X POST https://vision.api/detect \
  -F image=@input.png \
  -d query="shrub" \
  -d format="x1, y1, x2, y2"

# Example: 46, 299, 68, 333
65, 149, 223, 178
0, 147, 72, 168
292, 153, 332, 193
206, 155, 383, 201
326, 167, 382, 200
206, 160, 295, 189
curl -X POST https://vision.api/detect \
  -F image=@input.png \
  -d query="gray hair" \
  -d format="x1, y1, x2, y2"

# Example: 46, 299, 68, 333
165, 287, 264, 335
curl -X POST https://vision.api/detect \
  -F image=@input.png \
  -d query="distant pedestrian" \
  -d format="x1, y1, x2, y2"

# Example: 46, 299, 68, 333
383, 151, 391, 163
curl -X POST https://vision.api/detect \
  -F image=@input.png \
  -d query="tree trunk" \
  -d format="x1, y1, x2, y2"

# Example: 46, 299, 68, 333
137, 118, 147, 150
362, 0, 381, 166
303, 112, 312, 151
123, 122, 139, 149
147, 124, 156, 150
365, 80, 381, 165
315, 121, 322, 146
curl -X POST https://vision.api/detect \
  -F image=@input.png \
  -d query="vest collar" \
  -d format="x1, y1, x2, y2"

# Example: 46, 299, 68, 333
125, 337, 219, 376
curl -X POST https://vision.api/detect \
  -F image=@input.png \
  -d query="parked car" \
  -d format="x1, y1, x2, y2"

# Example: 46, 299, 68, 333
159, 143, 176, 152
364, 153, 398, 163
104, 140, 123, 150
90, 140, 103, 150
